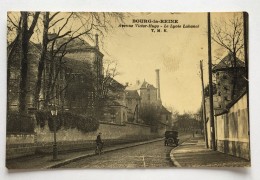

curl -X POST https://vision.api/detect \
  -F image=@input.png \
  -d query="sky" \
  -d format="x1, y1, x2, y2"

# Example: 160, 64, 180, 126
97, 12, 242, 114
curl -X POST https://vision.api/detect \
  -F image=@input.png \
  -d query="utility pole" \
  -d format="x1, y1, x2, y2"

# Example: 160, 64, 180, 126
243, 11, 250, 157
207, 12, 216, 151
200, 60, 209, 148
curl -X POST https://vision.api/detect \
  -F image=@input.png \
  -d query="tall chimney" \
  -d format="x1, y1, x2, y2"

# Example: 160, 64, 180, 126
95, 34, 99, 49
155, 69, 161, 100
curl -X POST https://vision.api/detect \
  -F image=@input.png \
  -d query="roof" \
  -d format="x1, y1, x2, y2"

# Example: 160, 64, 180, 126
160, 105, 172, 115
105, 77, 126, 92
140, 81, 157, 89
50, 34, 93, 52
62, 56, 92, 75
213, 53, 245, 72
126, 80, 157, 90
125, 90, 141, 99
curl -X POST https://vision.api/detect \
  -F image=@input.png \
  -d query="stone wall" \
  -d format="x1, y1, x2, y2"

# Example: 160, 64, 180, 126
35, 121, 154, 143
6, 121, 164, 159
215, 93, 250, 160
6, 134, 36, 159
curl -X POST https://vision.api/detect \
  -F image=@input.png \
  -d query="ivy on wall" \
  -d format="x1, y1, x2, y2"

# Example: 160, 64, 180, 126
7, 112, 34, 134
35, 111, 99, 133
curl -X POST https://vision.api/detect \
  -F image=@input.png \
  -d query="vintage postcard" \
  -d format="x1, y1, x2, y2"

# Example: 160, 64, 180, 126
6, 12, 250, 169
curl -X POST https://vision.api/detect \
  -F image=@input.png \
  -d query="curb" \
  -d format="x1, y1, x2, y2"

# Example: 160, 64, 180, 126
169, 136, 192, 168
45, 138, 164, 169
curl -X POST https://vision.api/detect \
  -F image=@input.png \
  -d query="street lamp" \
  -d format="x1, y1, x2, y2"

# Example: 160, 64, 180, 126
50, 105, 58, 160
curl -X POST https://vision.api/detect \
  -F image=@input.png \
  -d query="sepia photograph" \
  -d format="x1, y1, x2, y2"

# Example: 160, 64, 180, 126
6, 11, 250, 169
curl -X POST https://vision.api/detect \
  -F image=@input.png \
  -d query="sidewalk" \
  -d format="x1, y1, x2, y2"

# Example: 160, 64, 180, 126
170, 135, 250, 167
6, 138, 163, 170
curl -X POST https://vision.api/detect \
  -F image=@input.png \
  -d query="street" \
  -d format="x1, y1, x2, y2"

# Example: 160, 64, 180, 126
61, 140, 175, 168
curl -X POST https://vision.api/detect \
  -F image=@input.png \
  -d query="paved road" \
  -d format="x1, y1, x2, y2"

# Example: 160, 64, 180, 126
61, 140, 174, 168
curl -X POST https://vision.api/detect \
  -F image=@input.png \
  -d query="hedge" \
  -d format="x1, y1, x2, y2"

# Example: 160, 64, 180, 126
35, 110, 62, 132
7, 112, 34, 134
35, 111, 99, 133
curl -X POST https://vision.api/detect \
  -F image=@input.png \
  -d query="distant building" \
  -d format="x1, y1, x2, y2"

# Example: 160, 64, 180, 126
159, 105, 172, 128
125, 90, 141, 123
126, 80, 160, 106
125, 69, 172, 128
102, 78, 128, 125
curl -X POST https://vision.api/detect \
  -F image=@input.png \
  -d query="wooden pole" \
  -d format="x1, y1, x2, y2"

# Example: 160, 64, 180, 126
207, 12, 216, 151
243, 11, 250, 159
200, 60, 209, 148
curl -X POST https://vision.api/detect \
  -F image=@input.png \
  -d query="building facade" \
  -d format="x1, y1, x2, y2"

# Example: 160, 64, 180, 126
205, 53, 249, 159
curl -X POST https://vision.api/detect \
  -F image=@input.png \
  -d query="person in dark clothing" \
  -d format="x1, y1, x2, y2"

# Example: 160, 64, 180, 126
96, 132, 103, 151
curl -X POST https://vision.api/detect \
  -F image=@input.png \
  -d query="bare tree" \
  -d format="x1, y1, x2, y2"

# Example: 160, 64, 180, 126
7, 12, 22, 110
99, 59, 120, 99
18, 12, 40, 113
33, 12, 126, 108
211, 13, 244, 98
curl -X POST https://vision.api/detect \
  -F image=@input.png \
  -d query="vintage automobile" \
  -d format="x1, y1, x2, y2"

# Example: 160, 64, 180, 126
164, 130, 179, 146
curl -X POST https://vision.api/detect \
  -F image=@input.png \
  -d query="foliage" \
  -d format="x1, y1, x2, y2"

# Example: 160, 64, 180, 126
76, 114, 99, 133
60, 112, 99, 132
139, 104, 160, 132
35, 110, 49, 128
35, 110, 99, 133
35, 110, 62, 131
175, 113, 201, 131
7, 111, 34, 134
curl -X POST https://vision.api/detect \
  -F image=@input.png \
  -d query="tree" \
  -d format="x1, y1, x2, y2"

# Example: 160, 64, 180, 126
139, 104, 160, 132
33, 12, 125, 109
7, 12, 22, 111
18, 12, 40, 113
174, 112, 201, 132
211, 13, 244, 98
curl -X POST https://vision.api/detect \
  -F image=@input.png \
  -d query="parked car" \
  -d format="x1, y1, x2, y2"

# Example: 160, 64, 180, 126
164, 130, 179, 146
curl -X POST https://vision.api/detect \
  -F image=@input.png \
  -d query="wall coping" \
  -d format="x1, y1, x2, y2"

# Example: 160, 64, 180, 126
7, 133, 34, 137
125, 122, 150, 127
99, 121, 126, 126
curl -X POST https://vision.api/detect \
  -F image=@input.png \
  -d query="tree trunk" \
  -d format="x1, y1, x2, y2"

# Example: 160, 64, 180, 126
232, 51, 238, 99
18, 12, 40, 113
44, 59, 54, 107
18, 12, 29, 113
34, 12, 50, 108
7, 33, 21, 111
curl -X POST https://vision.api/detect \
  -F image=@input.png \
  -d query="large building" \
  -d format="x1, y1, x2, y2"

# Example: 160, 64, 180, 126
8, 35, 101, 111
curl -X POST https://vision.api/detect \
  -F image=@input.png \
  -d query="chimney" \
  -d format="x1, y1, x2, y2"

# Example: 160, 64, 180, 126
155, 69, 161, 100
95, 34, 99, 49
